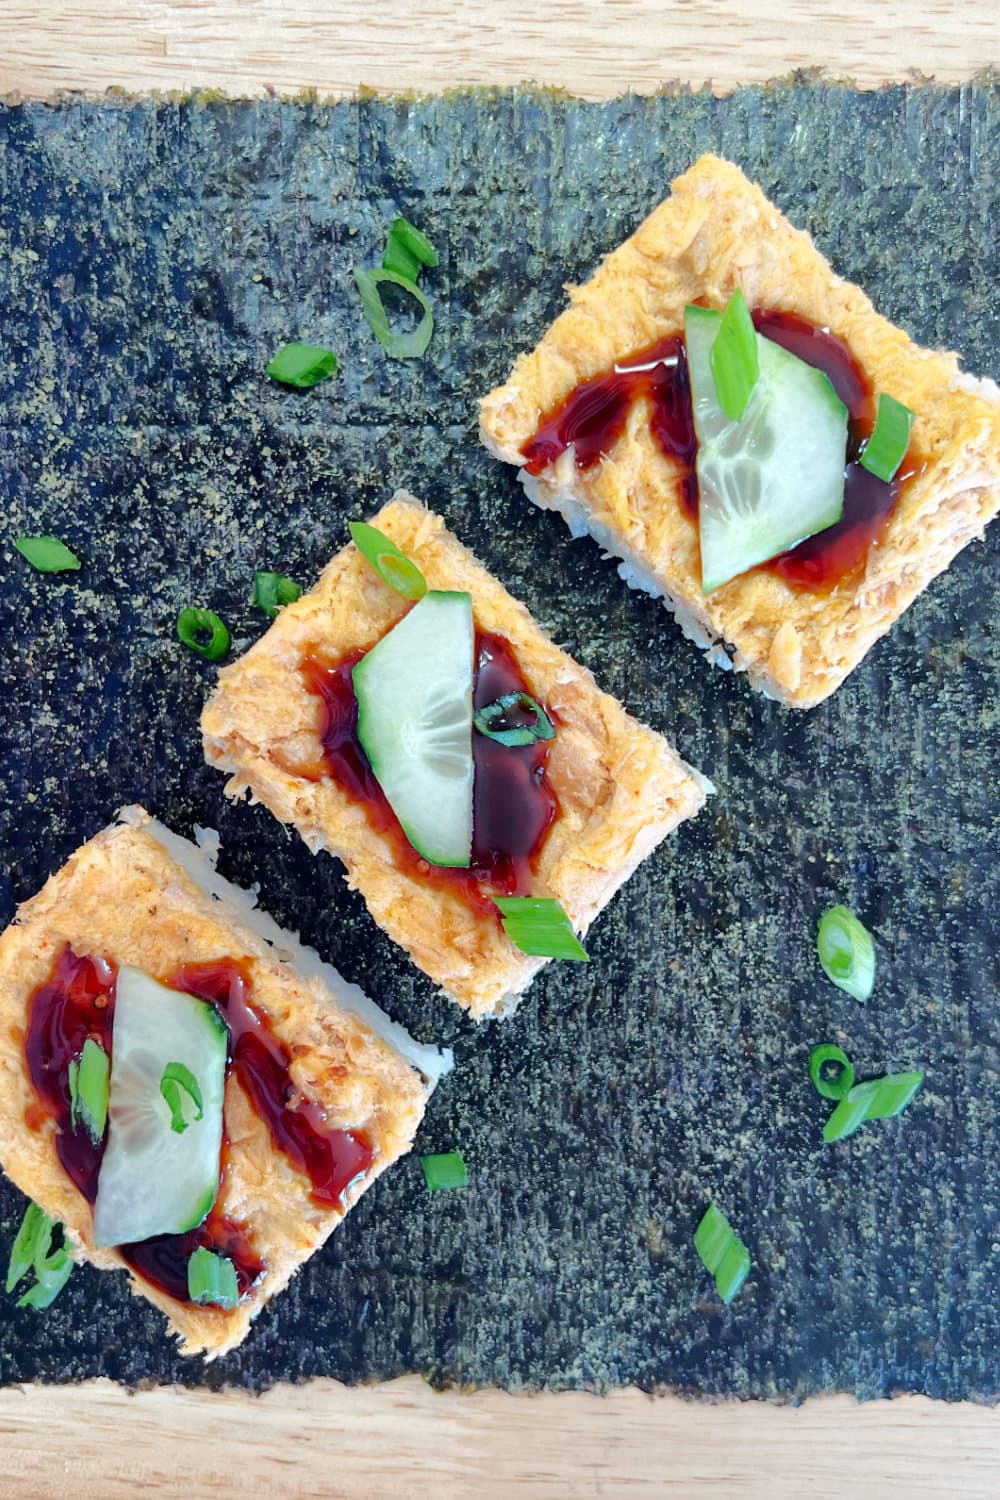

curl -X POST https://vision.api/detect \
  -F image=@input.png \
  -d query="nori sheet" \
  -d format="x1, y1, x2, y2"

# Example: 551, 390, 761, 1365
0, 82, 998, 1401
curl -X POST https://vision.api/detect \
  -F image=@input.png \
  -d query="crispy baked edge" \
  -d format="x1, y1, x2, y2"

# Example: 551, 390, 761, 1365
0, 813, 428, 1357
479, 153, 1000, 708
202, 493, 709, 1017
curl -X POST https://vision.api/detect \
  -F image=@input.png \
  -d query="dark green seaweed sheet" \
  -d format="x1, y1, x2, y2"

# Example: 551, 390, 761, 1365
0, 82, 998, 1401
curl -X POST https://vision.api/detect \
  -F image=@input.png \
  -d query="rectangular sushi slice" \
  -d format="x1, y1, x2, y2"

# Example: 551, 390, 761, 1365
0, 806, 446, 1358
201, 493, 708, 1019
479, 153, 1000, 708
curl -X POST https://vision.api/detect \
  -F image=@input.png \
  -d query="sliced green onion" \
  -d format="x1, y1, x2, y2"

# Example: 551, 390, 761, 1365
17, 1250, 73, 1310
860, 393, 914, 482
160, 1062, 204, 1135
494, 897, 588, 962
6, 1204, 74, 1310
382, 236, 422, 283
348, 521, 427, 600
808, 1043, 855, 1102
817, 905, 876, 1002
30, 1235, 71, 1295
421, 1152, 468, 1192
388, 216, 439, 270
176, 606, 230, 663
823, 1070, 924, 1143
266, 342, 338, 389
6, 1203, 47, 1293
353, 268, 434, 360
15, 536, 81, 573
708, 289, 759, 423
862, 1069, 924, 1119
253, 570, 303, 619
187, 1247, 240, 1310
693, 1202, 751, 1305
474, 692, 555, 747
68, 1038, 109, 1145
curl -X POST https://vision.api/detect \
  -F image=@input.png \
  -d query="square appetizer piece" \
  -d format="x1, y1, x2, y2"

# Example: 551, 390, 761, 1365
479, 153, 1000, 708
202, 493, 708, 1019
0, 808, 446, 1358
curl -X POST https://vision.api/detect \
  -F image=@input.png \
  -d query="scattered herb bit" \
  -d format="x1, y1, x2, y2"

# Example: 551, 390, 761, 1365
14, 536, 81, 573
176, 606, 230, 663
817, 905, 876, 1003
388, 216, 439, 270
6, 1203, 74, 1311
823, 1070, 924, 1143
253, 570, 303, 618
348, 521, 427, 600
421, 1152, 468, 1192
354, 267, 434, 360
808, 1043, 855, 1103
860, 393, 914, 483
68, 1038, 109, 1146
6, 1204, 47, 1294
160, 1062, 205, 1135
693, 1202, 750, 1305
709, 289, 759, 422
494, 897, 588, 962
474, 691, 555, 747
266, 342, 338, 389
187, 1246, 240, 1310
382, 235, 422, 282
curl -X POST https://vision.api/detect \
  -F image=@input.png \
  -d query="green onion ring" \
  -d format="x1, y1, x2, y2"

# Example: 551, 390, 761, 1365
809, 1043, 855, 1102
473, 691, 555, 747
353, 267, 434, 360
817, 904, 876, 1003
176, 607, 230, 663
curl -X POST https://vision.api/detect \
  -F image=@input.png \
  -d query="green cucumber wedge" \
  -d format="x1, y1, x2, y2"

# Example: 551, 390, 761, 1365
354, 590, 474, 867
685, 305, 849, 593
93, 967, 227, 1248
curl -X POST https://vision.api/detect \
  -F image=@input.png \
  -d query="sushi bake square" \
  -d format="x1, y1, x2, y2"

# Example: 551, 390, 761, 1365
0, 809, 433, 1357
202, 493, 708, 1018
479, 154, 1000, 708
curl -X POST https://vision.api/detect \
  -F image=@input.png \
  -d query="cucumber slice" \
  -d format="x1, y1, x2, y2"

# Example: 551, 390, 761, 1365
354, 590, 474, 867
93, 967, 227, 1248
685, 305, 848, 593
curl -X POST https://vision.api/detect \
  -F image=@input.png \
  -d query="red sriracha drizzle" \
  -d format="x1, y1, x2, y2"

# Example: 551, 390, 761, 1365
301, 628, 558, 914
521, 309, 915, 592
23, 945, 372, 1308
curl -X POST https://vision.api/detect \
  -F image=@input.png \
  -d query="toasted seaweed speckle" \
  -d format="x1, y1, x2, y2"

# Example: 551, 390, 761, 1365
0, 83, 999, 1401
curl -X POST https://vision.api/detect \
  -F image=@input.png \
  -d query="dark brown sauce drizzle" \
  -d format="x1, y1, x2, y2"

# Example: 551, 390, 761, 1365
753, 311, 911, 590
301, 628, 558, 915
119, 1208, 264, 1306
172, 960, 375, 1211
523, 335, 699, 516
24, 946, 115, 1204
23, 945, 370, 1310
521, 308, 915, 593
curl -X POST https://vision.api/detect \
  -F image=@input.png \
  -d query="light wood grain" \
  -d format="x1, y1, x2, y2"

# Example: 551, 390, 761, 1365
0, 1377, 996, 1499
0, 0, 997, 101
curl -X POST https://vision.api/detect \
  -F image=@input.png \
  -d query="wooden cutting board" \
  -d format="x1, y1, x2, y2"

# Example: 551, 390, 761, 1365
1, 5, 999, 1498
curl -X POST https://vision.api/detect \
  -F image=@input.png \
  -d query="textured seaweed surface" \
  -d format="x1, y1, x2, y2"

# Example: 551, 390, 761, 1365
0, 83, 998, 1400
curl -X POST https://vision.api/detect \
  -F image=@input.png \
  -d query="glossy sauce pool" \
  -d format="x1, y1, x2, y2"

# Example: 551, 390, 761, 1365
301, 628, 559, 914
24, 947, 374, 1308
521, 309, 916, 592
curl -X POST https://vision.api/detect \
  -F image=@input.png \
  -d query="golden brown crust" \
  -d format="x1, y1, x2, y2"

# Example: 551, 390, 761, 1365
479, 153, 1000, 708
201, 494, 707, 1018
0, 817, 426, 1358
